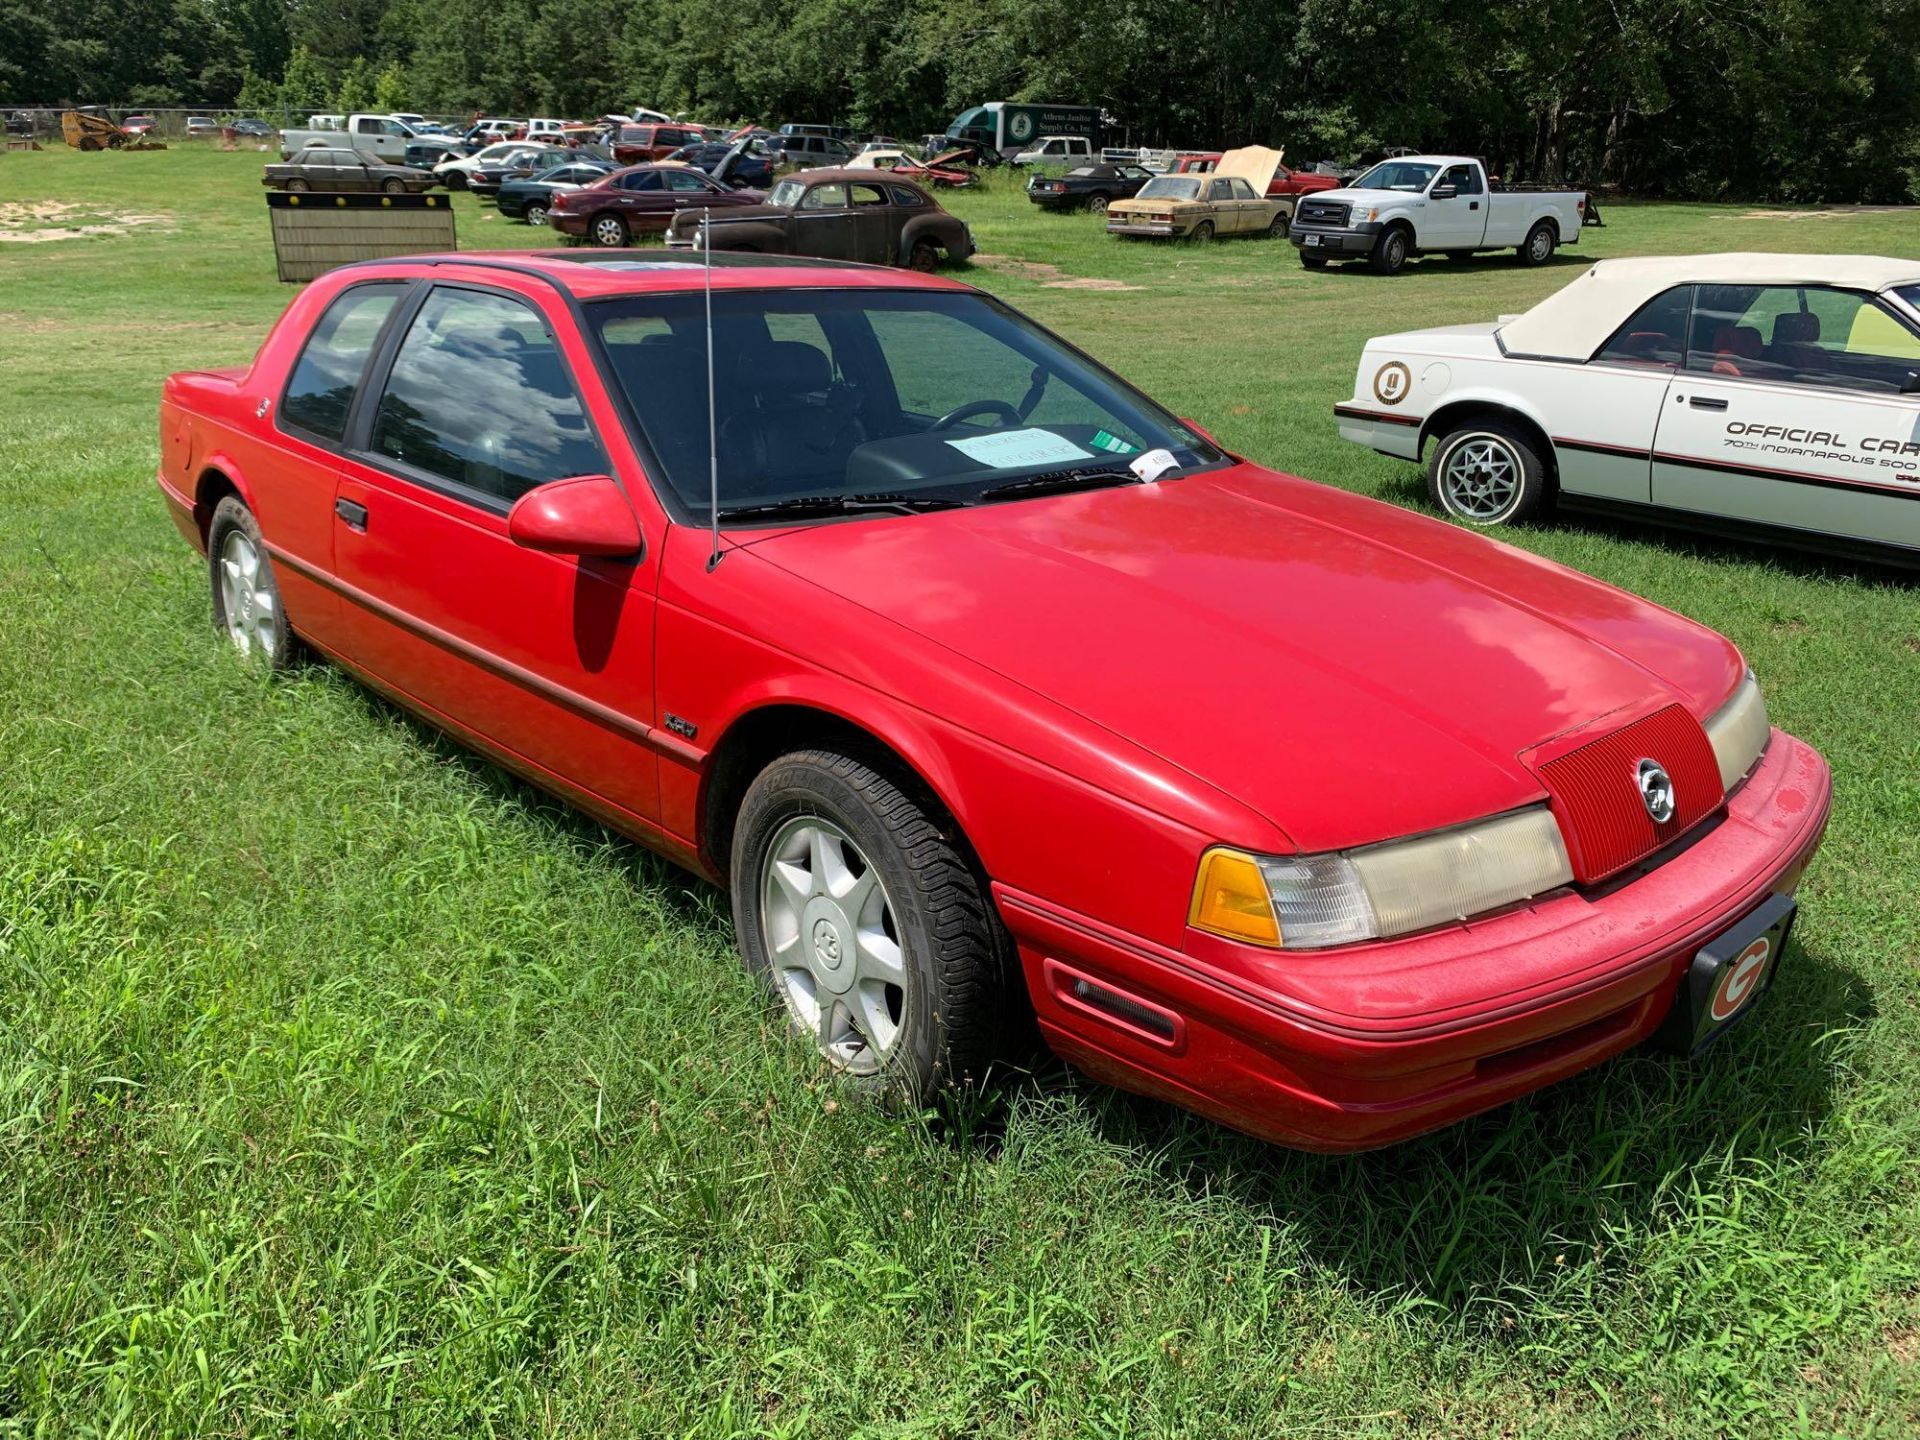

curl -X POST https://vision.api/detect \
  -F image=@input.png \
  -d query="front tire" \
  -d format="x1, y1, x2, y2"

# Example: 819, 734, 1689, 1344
591, 213, 629, 248
207, 496, 296, 669
1369, 225, 1410, 275
284, 178, 309, 194
732, 750, 1017, 1099
1427, 420, 1549, 527
525, 202, 549, 226
1299, 250, 1328, 269
382, 178, 405, 195
1520, 221, 1556, 266
1266, 212, 1289, 238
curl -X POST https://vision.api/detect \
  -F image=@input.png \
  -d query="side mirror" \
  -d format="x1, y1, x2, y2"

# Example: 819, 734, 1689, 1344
507, 475, 642, 558
1431, 183, 1458, 200
1903, 371, 1920, 395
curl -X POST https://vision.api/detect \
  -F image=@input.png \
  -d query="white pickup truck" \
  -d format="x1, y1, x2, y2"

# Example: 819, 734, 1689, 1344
1287, 155, 1589, 275
278, 112, 432, 161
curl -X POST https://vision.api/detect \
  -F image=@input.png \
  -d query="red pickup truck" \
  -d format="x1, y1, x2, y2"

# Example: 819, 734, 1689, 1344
1175, 151, 1341, 200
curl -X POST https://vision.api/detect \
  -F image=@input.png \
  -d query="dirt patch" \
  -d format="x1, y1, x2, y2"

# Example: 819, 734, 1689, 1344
0, 200, 171, 243
1737, 206, 1916, 221
971, 252, 1143, 291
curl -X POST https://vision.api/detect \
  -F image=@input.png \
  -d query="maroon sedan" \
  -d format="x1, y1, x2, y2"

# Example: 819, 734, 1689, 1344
548, 164, 763, 247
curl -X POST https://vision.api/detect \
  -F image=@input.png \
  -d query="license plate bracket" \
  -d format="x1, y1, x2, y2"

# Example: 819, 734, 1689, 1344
1303, 234, 1321, 246
1651, 892, 1796, 1056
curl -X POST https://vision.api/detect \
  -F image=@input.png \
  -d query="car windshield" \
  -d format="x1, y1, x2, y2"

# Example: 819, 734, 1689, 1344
1351, 161, 1441, 192
585, 288, 1225, 522
1136, 177, 1202, 201
767, 178, 807, 207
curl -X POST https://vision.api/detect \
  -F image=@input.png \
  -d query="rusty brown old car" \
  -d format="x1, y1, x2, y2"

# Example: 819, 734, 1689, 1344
662, 170, 973, 270
263, 146, 438, 194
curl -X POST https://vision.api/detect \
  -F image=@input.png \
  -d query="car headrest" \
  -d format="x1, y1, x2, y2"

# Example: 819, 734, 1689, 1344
1775, 311, 1821, 345
1713, 324, 1764, 359
755, 341, 831, 395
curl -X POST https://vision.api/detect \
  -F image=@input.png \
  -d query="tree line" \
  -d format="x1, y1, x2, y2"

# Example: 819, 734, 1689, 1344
4, 0, 1917, 201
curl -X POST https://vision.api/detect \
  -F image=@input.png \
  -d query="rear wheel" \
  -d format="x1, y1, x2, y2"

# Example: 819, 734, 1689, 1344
1189, 220, 1215, 243
906, 238, 940, 272
207, 497, 296, 670
1369, 226, 1410, 275
1086, 193, 1111, 214
1520, 221, 1556, 266
525, 202, 549, 227
382, 178, 405, 195
1427, 420, 1549, 527
732, 750, 1018, 1099
284, 178, 309, 193
591, 213, 629, 248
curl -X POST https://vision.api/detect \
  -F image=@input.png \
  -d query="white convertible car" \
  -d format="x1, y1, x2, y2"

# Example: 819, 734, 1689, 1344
1335, 254, 1920, 562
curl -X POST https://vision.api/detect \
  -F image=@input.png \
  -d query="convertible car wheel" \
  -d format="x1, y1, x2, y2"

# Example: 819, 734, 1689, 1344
208, 496, 294, 669
732, 749, 1016, 1098
1427, 420, 1548, 526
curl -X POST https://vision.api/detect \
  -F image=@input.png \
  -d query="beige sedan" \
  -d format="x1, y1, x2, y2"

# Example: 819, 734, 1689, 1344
1107, 145, 1289, 241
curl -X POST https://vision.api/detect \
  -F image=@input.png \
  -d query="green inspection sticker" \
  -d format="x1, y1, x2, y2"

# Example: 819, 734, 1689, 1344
1090, 430, 1139, 455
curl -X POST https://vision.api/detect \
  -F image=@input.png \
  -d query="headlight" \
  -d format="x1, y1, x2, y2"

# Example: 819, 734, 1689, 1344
1190, 807, 1574, 949
1705, 670, 1770, 792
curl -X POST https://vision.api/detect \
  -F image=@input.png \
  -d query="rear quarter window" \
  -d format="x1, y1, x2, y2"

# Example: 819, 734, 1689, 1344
280, 283, 407, 441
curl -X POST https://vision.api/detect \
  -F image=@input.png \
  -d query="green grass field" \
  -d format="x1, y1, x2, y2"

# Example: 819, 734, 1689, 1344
2, 147, 1917, 1438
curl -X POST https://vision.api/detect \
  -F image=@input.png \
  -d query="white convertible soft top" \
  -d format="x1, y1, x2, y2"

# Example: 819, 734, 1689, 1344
1497, 253, 1920, 361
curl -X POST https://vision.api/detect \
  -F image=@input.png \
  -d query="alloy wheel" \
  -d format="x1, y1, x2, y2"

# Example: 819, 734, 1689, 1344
759, 815, 906, 1075
1441, 436, 1522, 520
593, 216, 626, 247
527, 204, 548, 226
217, 528, 278, 659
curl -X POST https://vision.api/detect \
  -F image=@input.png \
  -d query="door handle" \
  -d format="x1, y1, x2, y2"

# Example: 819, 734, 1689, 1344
1688, 396, 1730, 411
335, 497, 369, 530
1470, 200, 1480, 210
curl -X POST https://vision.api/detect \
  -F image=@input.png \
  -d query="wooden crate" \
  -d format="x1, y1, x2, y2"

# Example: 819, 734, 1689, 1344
266, 192, 458, 283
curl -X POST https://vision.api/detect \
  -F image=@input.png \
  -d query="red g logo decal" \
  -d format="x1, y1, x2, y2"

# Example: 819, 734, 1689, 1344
1708, 937, 1771, 1022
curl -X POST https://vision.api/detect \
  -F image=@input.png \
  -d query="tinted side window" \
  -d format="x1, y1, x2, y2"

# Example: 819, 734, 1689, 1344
1208, 179, 1234, 200
281, 283, 405, 440
849, 182, 889, 206
1594, 285, 1692, 367
1695, 284, 1920, 393
619, 171, 661, 191
887, 185, 926, 207
368, 288, 607, 504
1441, 164, 1482, 195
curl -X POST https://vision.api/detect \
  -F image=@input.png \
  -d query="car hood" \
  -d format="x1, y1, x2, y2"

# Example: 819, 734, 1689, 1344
742, 465, 1742, 852
1309, 186, 1422, 209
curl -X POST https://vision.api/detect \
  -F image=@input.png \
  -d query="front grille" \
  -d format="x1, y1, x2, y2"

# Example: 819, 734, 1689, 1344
1533, 705, 1723, 883
1297, 199, 1349, 227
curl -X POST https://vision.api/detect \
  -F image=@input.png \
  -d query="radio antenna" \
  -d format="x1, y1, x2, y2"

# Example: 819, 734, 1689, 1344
703, 206, 722, 572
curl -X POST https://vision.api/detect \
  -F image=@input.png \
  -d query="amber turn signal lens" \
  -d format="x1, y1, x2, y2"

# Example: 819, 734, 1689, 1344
1188, 847, 1282, 947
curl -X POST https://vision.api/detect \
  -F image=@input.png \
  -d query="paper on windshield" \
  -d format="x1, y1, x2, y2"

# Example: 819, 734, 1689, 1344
946, 428, 1095, 469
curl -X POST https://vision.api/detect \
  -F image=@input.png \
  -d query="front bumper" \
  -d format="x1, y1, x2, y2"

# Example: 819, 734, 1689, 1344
1290, 223, 1378, 255
996, 728, 1831, 1152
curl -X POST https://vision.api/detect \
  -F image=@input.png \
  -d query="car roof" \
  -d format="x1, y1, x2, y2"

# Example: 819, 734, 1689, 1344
1499, 252, 1920, 360
326, 250, 976, 300
779, 167, 923, 188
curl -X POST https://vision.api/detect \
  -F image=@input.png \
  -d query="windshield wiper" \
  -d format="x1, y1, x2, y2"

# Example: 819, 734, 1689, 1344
715, 492, 967, 523
974, 467, 1143, 504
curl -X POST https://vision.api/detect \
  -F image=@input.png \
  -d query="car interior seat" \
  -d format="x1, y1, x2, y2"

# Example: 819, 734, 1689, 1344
718, 340, 866, 497
1771, 310, 1825, 373
1709, 324, 1764, 377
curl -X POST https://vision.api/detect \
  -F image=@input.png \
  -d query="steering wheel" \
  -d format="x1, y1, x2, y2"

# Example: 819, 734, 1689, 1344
930, 399, 1022, 431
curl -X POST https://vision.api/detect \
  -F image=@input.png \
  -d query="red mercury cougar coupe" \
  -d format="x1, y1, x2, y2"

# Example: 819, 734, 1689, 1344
157, 252, 1831, 1151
